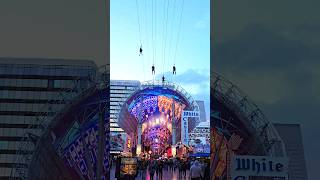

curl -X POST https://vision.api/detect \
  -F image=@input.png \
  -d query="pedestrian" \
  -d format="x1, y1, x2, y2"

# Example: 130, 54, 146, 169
149, 161, 155, 180
159, 160, 163, 180
141, 160, 147, 180
190, 161, 202, 180
203, 161, 210, 180
178, 160, 183, 179
137, 159, 141, 177
155, 160, 159, 179
183, 161, 187, 178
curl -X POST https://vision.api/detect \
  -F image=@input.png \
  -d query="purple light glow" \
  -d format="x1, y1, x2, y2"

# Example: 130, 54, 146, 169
128, 94, 188, 154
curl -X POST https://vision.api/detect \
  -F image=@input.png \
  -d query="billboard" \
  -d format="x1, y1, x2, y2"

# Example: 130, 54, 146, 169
230, 155, 289, 180
110, 132, 126, 152
189, 137, 210, 155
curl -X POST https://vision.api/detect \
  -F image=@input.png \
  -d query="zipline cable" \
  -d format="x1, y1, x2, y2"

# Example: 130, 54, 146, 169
161, 0, 166, 75
151, 0, 154, 77
167, 0, 178, 64
167, 0, 178, 81
173, 0, 185, 65
136, 0, 145, 81
142, 0, 150, 81
162, 0, 170, 75
135, 0, 142, 45
154, 0, 157, 76
144, 0, 149, 63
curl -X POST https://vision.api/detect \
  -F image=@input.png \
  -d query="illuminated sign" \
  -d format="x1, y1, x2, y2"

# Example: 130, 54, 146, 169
127, 138, 131, 150
183, 111, 199, 117
63, 119, 109, 179
120, 157, 138, 177
231, 155, 289, 180
192, 143, 210, 154
181, 110, 200, 145
110, 133, 126, 151
181, 116, 189, 145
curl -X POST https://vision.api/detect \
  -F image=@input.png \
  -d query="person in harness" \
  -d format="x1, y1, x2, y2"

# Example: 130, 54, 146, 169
139, 45, 143, 56
162, 75, 165, 83
152, 64, 155, 75
173, 64, 176, 75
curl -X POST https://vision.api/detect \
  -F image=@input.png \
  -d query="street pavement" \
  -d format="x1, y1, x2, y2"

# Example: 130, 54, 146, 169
110, 165, 191, 180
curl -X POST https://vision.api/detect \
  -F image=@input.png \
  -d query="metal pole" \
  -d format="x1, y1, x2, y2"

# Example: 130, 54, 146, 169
171, 99, 175, 145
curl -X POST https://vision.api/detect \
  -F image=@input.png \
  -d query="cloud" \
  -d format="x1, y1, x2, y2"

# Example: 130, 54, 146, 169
174, 69, 210, 120
212, 23, 320, 179
156, 68, 210, 120
175, 69, 209, 85
156, 69, 209, 94
195, 20, 207, 29
194, 13, 209, 29
214, 24, 311, 71
213, 23, 320, 105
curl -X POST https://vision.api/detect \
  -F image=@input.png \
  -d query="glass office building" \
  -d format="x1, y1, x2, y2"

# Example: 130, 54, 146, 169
0, 58, 97, 179
109, 80, 140, 154
110, 80, 140, 133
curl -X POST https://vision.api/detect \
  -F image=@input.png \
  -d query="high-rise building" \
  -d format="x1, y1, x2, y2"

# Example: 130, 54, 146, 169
0, 58, 97, 179
274, 123, 308, 180
109, 80, 140, 154
196, 100, 207, 122
110, 80, 140, 133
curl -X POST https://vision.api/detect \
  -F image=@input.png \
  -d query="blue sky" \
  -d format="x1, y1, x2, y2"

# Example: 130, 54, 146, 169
111, 0, 210, 120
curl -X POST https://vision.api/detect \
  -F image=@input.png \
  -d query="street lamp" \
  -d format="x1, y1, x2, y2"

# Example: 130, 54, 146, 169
171, 146, 176, 157
136, 144, 142, 156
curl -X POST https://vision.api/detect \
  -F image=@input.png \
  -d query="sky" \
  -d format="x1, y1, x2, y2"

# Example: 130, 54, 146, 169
111, 0, 210, 120
213, 0, 320, 179
0, 0, 107, 66
1, 0, 316, 177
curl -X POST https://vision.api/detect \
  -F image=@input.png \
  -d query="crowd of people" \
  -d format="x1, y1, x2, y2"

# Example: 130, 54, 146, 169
136, 157, 209, 180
